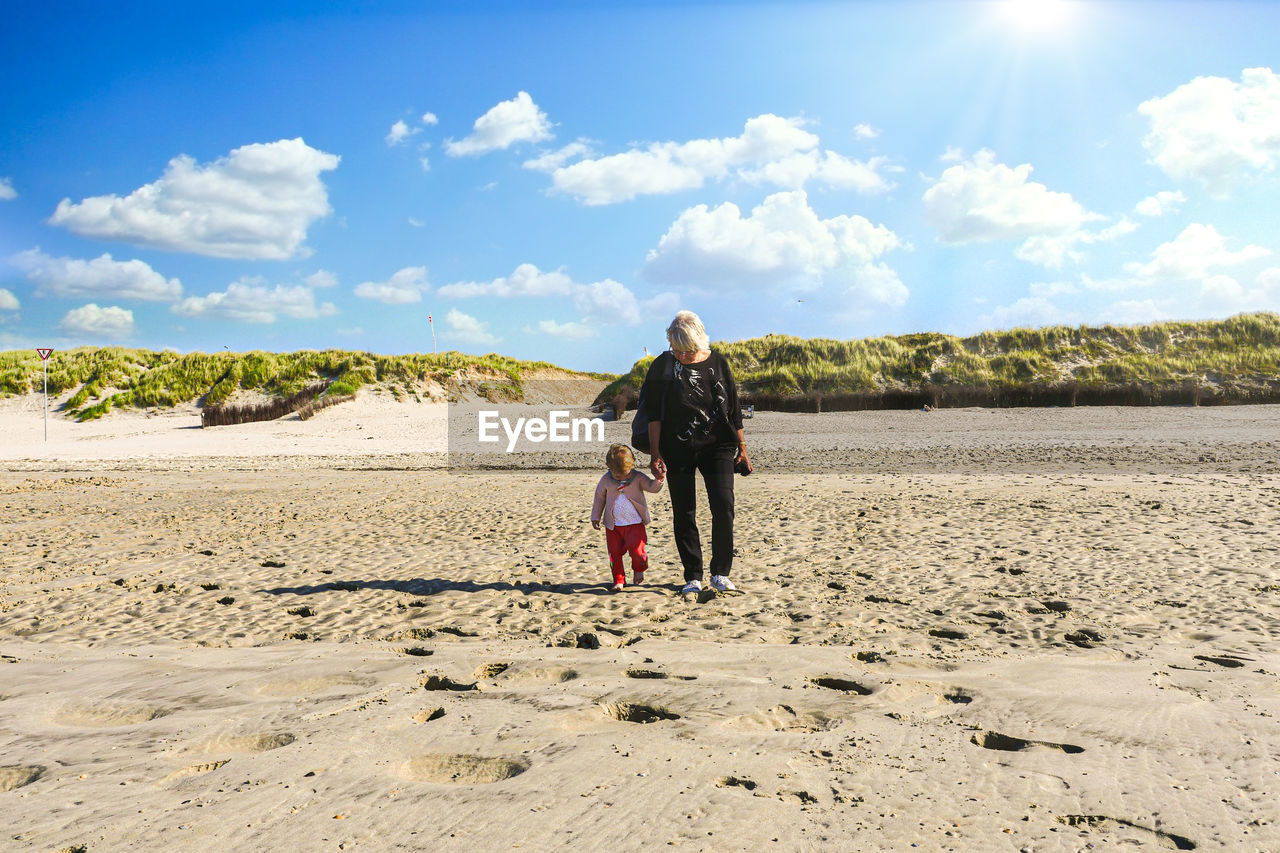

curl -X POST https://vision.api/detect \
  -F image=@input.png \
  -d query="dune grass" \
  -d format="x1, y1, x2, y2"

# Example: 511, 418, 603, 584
599, 312, 1280, 409
0, 348, 605, 421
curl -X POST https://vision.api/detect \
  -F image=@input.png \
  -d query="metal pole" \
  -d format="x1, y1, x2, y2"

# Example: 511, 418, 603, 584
43, 357, 48, 441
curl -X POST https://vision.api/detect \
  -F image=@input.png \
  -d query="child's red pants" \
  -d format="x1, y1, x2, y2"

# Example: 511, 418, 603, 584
606, 523, 647, 583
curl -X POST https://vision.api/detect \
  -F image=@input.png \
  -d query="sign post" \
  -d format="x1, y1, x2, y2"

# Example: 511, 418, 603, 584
36, 348, 53, 441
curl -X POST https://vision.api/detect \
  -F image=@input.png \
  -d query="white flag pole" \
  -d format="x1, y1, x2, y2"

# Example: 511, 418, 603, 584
429, 313, 437, 354
35, 348, 53, 440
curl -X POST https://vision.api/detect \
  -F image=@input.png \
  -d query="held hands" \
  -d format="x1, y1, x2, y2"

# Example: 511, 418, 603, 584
651, 455, 666, 478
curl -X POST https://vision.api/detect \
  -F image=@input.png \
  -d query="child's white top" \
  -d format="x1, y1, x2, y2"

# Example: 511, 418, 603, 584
612, 494, 643, 526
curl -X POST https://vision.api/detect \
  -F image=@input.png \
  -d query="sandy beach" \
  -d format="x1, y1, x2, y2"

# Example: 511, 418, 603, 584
2, 393, 1279, 851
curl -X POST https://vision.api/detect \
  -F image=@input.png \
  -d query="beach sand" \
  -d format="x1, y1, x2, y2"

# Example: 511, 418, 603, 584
2, 392, 1279, 851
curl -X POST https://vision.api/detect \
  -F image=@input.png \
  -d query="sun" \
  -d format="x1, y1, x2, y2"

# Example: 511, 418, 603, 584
1000, 0, 1076, 34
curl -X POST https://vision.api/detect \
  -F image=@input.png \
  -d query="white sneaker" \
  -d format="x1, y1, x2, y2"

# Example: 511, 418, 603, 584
710, 575, 737, 592
681, 580, 702, 595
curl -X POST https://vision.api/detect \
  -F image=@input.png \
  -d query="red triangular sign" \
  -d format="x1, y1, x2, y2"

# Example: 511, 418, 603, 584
36, 348, 53, 361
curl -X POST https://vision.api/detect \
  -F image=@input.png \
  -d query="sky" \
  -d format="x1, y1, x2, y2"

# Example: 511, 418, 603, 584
1, 0, 1278, 373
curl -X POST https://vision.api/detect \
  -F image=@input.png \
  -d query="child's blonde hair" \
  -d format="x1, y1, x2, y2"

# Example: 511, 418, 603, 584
606, 444, 636, 479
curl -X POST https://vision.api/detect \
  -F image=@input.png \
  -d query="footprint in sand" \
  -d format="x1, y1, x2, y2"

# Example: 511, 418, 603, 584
399, 753, 528, 784
1064, 629, 1105, 648
473, 662, 510, 680
1057, 814, 1195, 850
185, 733, 295, 754
601, 701, 680, 723
54, 703, 171, 728
724, 704, 835, 733
971, 730, 1084, 754
159, 759, 230, 784
624, 668, 697, 681
716, 775, 758, 791
419, 673, 477, 691
0, 765, 44, 791
412, 707, 445, 723
499, 665, 579, 684
1193, 653, 1250, 668
809, 676, 873, 695
254, 675, 374, 697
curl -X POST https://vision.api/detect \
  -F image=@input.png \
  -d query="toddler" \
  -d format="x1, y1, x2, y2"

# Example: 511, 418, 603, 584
591, 444, 664, 591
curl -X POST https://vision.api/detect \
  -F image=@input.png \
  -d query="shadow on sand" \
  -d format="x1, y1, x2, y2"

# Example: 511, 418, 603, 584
258, 578, 675, 597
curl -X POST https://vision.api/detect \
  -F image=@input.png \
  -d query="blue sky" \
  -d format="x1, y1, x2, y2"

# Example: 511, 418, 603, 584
2, 0, 1278, 373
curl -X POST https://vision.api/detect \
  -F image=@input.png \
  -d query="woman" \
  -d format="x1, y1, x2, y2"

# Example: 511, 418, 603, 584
644, 311, 752, 595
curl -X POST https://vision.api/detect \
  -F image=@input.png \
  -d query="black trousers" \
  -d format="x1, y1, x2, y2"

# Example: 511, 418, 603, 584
664, 441, 735, 583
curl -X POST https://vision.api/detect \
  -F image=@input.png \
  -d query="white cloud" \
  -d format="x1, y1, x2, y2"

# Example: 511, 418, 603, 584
1134, 190, 1186, 217
438, 263, 573, 299
1029, 280, 1080, 298
531, 319, 597, 340
444, 91, 553, 157
12, 248, 182, 301
441, 263, 676, 331
642, 291, 682, 320
60, 304, 134, 338
853, 123, 879, 140
522, 140, 594, 172
643, 189, 907, 307
420, 112, 438, 126
445, 308, 500, 345
573, 278, 642, 325
980, 296, 1076, 330
923, 149, 1104, 246
939, 146, 964, 163
739, 150, 897, 194
408, 217, 426, 228
1123, 223, 1269, 280
353, 266, 429, 304
1196, 266, 1280, 316
419, 157, 431, 171
1104, 299, 1169, 325
546, 114, 830, 205
1139, 67, 1280, 196
386, 119, 419, 146
173, 277, 337, 323
0, 177, 15, 200
304, 269, 338, 289
0, 288, 19, 311
1014, 218, 1139, 269
49, 138, 339, 259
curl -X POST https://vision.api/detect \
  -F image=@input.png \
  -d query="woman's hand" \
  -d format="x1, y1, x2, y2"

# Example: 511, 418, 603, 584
651, 455, 666, 478
591, 519, 601, 530
735, 444, 753, 475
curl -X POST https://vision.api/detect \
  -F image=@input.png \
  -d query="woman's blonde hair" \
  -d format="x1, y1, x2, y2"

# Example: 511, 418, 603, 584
606, 444, 636, 479
666, 310, 710, 353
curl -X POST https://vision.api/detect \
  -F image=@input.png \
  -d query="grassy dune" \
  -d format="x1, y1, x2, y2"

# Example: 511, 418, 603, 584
0, 348, 608, 421
601, 312, 1280, 410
